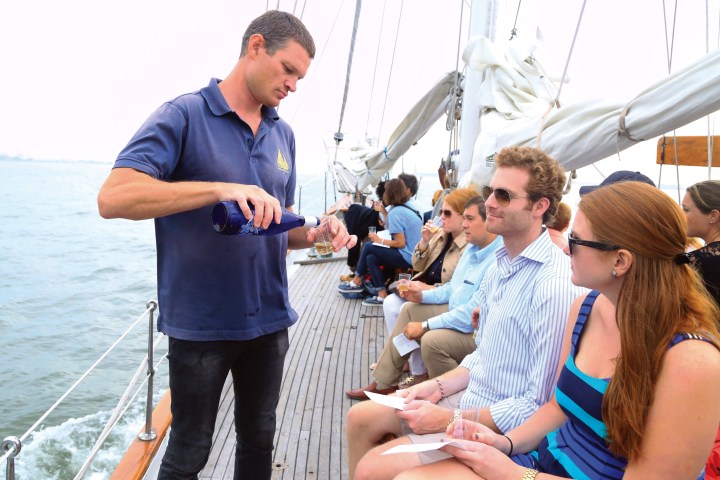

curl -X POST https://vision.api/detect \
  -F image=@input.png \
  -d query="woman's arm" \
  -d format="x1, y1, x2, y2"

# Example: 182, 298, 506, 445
624, 339, 720, 478
383, 231, 406, 249
412, 229, 441, 271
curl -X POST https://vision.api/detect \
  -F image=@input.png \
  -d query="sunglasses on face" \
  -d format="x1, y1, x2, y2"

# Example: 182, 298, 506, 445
440, 209, 455, 217
567, 234, 620, 255
481, 185, 530, 207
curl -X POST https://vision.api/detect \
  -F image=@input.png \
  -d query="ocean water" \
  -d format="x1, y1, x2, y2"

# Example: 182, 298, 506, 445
0, 159, 163, 478
0, 158, 415, 479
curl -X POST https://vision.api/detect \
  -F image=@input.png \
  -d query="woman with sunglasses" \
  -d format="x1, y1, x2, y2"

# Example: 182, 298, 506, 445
379, 187, 477, 386
339, 178, 424, 305
394, 181, 720, 480
683, 180, 720, 306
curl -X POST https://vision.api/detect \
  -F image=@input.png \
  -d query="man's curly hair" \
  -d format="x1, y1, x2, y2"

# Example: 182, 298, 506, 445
495, 146, 566, 224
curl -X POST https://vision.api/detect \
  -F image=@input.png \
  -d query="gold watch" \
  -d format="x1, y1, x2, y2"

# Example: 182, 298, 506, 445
522, 469, 539, 480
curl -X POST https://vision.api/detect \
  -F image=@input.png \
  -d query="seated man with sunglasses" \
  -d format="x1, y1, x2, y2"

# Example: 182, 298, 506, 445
346, 195, 503, 400
346, 146, 586, 480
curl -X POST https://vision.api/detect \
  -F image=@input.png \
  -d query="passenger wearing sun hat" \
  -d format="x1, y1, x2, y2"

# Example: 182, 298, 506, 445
579, 170, 656, 196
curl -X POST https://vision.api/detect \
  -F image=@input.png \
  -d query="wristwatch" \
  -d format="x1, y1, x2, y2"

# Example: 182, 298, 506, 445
421, 321, 430, 332
522, 469, 540, 480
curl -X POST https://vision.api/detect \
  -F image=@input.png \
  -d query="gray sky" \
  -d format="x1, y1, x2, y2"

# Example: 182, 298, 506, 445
0, 0, 717, 179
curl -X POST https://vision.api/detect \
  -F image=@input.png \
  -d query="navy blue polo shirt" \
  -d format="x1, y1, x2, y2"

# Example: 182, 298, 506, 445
114, 79, 298, 341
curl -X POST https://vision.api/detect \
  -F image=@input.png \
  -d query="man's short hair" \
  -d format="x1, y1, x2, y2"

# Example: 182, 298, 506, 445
398, 173, 419, 196
464, 195, 488, 221
240, 10, 316, 58
495, 146, 565, 224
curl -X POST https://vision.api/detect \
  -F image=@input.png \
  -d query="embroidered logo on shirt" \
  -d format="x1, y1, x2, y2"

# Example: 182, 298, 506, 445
277, 149, 290, 173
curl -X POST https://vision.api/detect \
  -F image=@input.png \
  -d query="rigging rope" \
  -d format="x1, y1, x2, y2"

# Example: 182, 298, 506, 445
658, 0, 680, 199
535, 0, 587, 148
445, 0, 466, 188
446, 0, 465, 137
706, 0, 718, 178
335, 0, 363, 143
376, 0, 404, 145
364, 0, 389, 142
509, 0, 523, 40
286, 0, 346, 125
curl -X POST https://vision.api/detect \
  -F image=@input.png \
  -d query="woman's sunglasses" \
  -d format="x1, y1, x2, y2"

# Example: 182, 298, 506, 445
481, 185, 530, 207
567, 234, 620, 255
440, 209, 455, 217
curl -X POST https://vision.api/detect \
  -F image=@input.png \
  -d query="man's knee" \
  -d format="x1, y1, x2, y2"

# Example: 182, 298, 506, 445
421, 330, 445, 357
347, 401, 400, 441
354, 438, 415, 480
347, 401, 381, 435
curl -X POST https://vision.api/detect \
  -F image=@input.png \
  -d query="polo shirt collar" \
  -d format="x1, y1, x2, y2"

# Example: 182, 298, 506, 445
201, 78, 280, 122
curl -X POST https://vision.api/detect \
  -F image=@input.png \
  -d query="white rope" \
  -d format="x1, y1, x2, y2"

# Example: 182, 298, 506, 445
657, 0, 681, 198
336, 0, 364, 136
535, 0, 587, 148
287, 0, 347, 124
376, 0, 404, 144
16, 306, 153, 446
364, 0, 389, 141
74, 337, 167, 480
706, 0, 718, 179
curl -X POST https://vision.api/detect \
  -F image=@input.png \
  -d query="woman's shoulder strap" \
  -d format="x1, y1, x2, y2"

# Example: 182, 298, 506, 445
669, 332, 719, 350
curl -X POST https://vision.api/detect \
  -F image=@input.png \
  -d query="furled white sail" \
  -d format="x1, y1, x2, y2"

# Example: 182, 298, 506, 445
348, 71, 461, 191
460, 37, 720, 187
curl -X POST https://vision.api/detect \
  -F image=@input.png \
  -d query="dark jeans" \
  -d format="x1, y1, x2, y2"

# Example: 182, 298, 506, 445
158, 329, 289, 480
355, 242, 411, 290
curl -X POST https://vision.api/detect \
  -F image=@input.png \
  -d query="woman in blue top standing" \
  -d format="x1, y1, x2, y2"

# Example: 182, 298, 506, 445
393, 181, 720, 480
339, 178, 423, 305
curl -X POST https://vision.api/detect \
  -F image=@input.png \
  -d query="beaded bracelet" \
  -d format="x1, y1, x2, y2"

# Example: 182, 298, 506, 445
434, 378, 446, 400
502, 434, 514, 456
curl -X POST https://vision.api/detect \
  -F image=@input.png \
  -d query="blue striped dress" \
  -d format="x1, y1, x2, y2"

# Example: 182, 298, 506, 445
513, 290, 712, 479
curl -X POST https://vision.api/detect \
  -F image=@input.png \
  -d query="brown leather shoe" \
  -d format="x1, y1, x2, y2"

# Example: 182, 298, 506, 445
346, 381, 398, 400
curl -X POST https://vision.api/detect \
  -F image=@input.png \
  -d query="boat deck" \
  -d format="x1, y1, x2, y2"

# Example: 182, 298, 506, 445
199, 250, 386, 479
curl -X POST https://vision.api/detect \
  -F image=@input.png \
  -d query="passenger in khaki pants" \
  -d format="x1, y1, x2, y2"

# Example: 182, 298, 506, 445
346, 196, 502, 400
375, 302, 477, 382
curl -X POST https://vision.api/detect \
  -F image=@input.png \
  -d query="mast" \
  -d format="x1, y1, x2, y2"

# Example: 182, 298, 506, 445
457, 0, 501, 183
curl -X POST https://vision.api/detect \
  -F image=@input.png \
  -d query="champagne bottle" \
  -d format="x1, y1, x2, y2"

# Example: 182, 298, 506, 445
212, 201, 320, 236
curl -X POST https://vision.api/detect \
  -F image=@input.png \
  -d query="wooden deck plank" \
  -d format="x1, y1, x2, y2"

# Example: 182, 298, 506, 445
196, 250, 383, 479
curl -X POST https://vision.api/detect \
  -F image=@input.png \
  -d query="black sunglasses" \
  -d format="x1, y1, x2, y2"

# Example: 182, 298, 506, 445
481, 185, 530, 207
567, 234, 621, 255
440, 209, 454, 217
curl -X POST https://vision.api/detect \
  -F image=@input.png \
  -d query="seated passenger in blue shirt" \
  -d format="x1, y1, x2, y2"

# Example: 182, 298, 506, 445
338, 178, 423, 305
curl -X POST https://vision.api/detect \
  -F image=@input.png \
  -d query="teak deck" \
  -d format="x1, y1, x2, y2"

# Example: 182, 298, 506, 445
198, 251, 386, 479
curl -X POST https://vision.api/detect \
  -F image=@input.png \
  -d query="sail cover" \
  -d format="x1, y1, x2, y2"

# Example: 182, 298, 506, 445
461, 37, 720, 186
349, 71, 461, 191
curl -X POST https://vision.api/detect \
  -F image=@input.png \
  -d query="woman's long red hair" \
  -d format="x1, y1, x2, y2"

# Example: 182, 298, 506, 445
580, 182, 720, 461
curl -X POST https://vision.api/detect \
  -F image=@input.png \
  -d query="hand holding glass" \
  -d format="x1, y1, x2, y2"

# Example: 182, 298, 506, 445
429, 216, 442, 233
368, 226, 377, 235
398, 273, 411, 292
314, 221, 333, 256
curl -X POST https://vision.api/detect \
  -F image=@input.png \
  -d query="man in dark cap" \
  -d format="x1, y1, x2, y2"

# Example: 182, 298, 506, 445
579, 170, 656, 196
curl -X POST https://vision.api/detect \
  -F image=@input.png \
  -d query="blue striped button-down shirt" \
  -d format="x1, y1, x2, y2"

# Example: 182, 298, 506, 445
421, 236, 503, 333
458, 229, 587, 433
